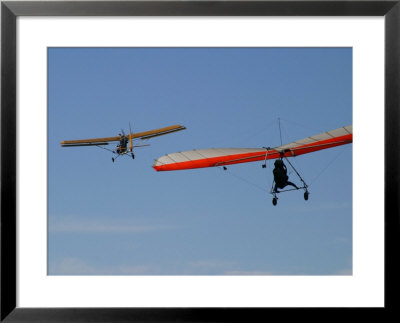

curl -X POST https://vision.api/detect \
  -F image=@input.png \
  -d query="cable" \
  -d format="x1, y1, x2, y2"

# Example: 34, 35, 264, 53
308, 145, 350, 187
217, 166, 269, 193
279, 117, 323, 134
96, 145, 115, 153
236, 119, 277, 145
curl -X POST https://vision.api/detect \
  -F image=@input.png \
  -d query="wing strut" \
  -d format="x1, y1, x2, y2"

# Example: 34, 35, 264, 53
283, 156, 308, 190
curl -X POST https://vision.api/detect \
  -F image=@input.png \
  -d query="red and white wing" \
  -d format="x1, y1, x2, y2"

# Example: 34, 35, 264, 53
153, 125, 352, 171
275, 125, 352, 156
153, 148, 268, 171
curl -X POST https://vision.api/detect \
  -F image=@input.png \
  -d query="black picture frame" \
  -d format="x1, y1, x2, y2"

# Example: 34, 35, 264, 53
1, 1, 399, 321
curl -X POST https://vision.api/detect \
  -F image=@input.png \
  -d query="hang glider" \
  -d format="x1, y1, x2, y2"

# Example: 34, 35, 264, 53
153, 125, 352, 205
153, 125, 352, 171
61, 124, 186, 162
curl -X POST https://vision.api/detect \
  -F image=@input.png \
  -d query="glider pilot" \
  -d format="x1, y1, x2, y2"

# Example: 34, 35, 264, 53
273, 159, 299, 193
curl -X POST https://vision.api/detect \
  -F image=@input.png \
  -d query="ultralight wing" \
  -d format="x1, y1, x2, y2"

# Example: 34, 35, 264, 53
132, 125, 186, 140
61, 125, 186, 147
153, 125, 352, 171
61, 136, 120, 147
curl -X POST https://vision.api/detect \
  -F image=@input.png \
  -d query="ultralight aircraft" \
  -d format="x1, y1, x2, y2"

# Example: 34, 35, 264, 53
61, 124, 186, 162
153, 125, 352, 205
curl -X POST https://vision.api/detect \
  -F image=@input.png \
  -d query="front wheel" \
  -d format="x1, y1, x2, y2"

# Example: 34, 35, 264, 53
272, 197, 278, 206
304, 191, 309, 201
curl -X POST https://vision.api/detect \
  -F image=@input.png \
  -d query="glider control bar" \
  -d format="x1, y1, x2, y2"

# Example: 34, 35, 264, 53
213, 139, 350, 168
275, 138, 352, 157
214, 150, 269, 167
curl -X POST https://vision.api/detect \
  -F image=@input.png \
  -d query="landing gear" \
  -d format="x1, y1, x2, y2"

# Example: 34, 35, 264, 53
112, 153, 121, 163
271, 188, 309, 205
131, 153, 135, 159
268, 157, 310, 205
271, 189, 279, 206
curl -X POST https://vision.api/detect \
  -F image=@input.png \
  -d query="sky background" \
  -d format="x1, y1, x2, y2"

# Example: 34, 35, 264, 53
48, 47, 352, 275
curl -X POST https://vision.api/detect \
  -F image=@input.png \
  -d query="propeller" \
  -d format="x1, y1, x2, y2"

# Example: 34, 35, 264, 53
129, 122, 133, 153
129, 122, 135, 159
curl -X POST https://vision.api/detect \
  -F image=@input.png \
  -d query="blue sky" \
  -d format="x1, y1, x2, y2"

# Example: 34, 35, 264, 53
48, 47, 352, 275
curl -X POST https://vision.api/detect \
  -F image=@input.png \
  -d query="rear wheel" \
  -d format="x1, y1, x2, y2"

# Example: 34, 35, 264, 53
272, 197, 277, 206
